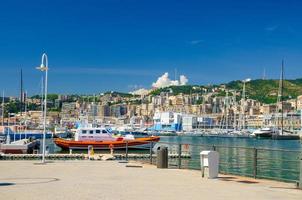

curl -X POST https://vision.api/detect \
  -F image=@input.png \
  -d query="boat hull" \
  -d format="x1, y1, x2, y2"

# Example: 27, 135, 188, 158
54, 136, 160, 150
0, 140, 40, 154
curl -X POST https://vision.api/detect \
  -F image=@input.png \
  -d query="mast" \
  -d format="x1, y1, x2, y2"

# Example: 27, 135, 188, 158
225, 90, 229, 130
240, 81, 246, 130
20, 69, 23, 116
2, 91, 4, 126
93, 93, 96, 127
281, 60, 284, 135
262, 68, 266, 80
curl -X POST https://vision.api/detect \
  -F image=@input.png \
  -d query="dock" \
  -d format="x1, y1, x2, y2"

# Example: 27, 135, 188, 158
0, 160, 301, 200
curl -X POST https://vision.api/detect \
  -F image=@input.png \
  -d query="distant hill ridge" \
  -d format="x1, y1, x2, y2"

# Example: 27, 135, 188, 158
148, 78, 302, 104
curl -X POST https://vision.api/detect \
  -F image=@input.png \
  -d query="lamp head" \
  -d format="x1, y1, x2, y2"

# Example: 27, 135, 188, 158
36, 64, 48, 71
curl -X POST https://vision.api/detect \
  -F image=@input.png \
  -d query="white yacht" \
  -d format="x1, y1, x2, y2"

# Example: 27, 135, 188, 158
252, 127, 279, 138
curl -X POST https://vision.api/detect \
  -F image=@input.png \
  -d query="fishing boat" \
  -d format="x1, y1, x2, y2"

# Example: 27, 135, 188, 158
54, 126, 160, 150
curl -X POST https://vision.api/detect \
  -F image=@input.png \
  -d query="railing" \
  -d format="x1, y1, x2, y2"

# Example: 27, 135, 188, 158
119, 140, 302, 185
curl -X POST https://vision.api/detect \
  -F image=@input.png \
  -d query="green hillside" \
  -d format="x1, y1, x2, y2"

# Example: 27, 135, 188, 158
226, 79, 302, 104
148, 78, 302, 104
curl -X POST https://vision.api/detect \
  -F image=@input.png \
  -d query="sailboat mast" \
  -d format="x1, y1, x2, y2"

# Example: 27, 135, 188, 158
226, 90, 229, 130
20, 69, 23, 116
241, 81, 246, 130
2, 91, 4, 126
281, 60, 284, 135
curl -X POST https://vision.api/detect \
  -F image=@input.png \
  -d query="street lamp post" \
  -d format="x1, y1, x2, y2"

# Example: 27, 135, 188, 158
36, 53, 48, 163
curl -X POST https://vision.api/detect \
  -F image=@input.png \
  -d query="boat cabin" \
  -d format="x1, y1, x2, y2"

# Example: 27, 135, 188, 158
75, 127, 116, 141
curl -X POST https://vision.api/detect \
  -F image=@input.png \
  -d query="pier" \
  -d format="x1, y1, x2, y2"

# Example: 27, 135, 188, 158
0, 160, 301, 200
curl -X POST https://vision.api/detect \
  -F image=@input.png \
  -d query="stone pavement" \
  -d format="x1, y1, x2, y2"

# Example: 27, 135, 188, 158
0, 161, 301, 200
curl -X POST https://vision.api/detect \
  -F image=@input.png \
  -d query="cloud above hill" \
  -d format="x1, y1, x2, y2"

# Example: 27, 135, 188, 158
152, 72, 188, 88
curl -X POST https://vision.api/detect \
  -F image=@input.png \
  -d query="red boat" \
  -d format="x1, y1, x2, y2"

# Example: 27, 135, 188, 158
54, 127, 160, 150
54, 136, 160, 150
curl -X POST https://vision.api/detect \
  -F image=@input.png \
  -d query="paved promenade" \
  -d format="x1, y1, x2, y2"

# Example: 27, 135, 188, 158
0, 160, 301, 200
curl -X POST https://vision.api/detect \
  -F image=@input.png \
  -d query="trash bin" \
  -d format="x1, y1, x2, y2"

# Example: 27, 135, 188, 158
157, 146, 168, 168
200, 151, 219, 179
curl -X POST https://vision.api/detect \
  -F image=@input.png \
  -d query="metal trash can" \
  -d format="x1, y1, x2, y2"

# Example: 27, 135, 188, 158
157, 146, 168, 168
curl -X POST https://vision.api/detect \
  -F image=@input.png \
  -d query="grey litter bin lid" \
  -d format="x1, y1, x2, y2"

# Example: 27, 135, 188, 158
157, 146, 167, 151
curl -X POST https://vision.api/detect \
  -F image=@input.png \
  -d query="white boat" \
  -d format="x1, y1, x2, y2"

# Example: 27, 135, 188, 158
0, 139, 40, 154
252, 127, 278, 138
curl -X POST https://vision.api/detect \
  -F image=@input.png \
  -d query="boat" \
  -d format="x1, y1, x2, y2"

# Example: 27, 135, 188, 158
54, 126, 160, 150
272, 134, 300, 140
252, 127, 278, 138
0, 138, 40, 154
1, 127, 53, 140
253, 61, 300, 140
111, 125, 150, 138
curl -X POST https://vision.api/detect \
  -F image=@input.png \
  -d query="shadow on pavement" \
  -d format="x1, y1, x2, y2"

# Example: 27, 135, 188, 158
0, 178, 59, 186
0, 183, 15, 187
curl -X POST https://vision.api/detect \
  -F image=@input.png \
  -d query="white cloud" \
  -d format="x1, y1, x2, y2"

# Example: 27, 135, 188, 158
131, 88, 150, 96
180, 75, 188, 85
152, 72, 189, 88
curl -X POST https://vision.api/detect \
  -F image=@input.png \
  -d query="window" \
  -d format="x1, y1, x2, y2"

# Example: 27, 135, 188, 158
102, 130, 108, 134
89, 130, 94, 134
82, 130, 87, 134
95, 130, 101, 134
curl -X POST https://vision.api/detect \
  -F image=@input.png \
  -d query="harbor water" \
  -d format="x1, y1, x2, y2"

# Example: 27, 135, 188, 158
160, 136, 302, 182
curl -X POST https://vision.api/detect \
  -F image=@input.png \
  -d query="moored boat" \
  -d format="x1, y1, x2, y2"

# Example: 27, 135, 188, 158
54, 126, 160, 150
0, 139, 40, 154
252, 127, 277, 138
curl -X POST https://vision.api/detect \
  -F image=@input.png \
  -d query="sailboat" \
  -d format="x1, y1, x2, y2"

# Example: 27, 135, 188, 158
229, 79, 252, 137
253, 61, 299, 140
273, 61, 299, 140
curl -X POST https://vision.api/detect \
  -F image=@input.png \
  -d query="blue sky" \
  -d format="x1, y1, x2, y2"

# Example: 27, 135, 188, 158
0, 0, 302, 96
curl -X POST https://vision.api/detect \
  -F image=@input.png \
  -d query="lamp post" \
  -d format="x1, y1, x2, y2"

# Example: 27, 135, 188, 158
36, 53, 48, 163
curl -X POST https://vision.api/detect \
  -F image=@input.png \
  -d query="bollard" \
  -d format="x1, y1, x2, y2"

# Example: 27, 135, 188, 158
45, 146, 49, 155
178, 144, 182, 169
125, 141, 128, 161
109, 144, 114, 155
88, 145, 94, 160
149, 142, 153, 164
253, 148, 258, 179
299, 153, 302, 189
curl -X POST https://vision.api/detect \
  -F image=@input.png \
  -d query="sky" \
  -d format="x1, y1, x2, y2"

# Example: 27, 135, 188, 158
0, 0, 302, 96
